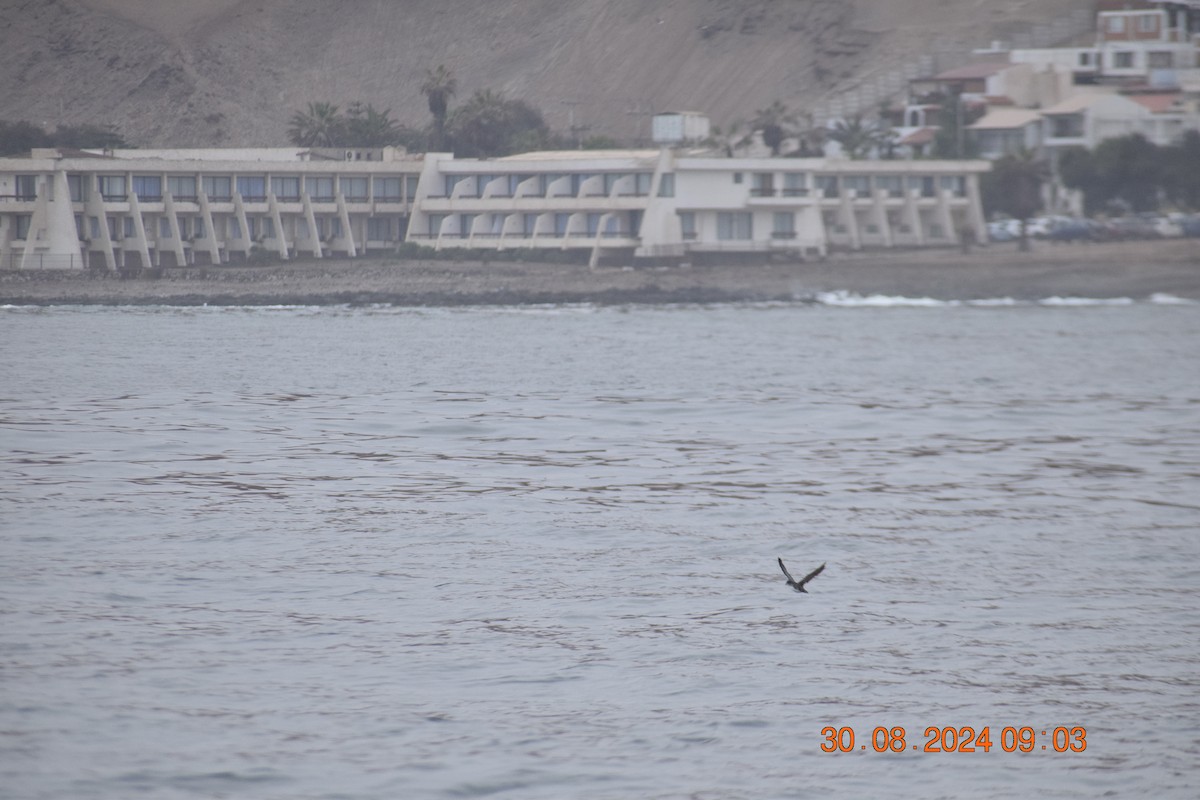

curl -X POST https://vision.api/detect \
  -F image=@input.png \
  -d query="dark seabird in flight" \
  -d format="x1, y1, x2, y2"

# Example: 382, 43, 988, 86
778, 558, 825, 593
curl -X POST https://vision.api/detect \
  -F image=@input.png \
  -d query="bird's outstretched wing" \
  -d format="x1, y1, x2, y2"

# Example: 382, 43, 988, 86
799, 562, 826, 587
778, 557, 796, 584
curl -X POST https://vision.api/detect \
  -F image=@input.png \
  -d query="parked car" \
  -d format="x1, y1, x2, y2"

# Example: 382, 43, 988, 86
1046, 218, 1097, 242
987, 221, 1016, 242
1178, 214, 1200, 238
1137, 213, 1182, 238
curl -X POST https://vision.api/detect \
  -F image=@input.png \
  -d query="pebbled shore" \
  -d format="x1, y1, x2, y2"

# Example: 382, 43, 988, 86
2, 239, 1197, 306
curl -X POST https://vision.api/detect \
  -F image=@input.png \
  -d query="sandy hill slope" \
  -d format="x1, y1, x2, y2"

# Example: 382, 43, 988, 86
3, 0, 1094, 147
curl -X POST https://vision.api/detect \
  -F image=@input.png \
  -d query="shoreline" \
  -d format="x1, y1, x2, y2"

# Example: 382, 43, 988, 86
1, 239, 1197, 307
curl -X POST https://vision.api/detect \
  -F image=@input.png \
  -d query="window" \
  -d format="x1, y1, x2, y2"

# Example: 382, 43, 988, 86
1107, 16, 1126, 34
178, 218, 189, 239
75, 214, 83, 239
772, 212, 795, 239
68, 174, 88, 202
89, 216, 100, 238
459, 213, 477, 237
123, 216, 135, 238
636, 173, 653, 196
271, 176, 300, 201
586, 212, 601, 236
783, 173, 807, 197
442, 175, 466, 198
193, 217, 205, 239
815, 176, 839, 198
262, 218, 275, 239
1138, 14, 1157, 33
876, 175, 903, 197
427, 213, 446, 236
306, 176, 335, 201
236, 176, 266, 201
751, 173, 775, 197
132, 175, 162, 201
296, 219, 309, 239
202, 175, 231, 200
1114, 51, 1135, 68
909, 176, 936, 197
603, 173, 624, 196
15, 215, 31, 239
732, 172, 744, 184
717, 212, 752, 240
367, 217, 391, 240
658, 173, 675, 197
523, 213, 539, 236
554, 212, 570, 235
340, 176, 368, 201
1148, 51, 1173, 68
405, 176, 420, 200
97, 175, 127, 200
168, 175, 197, 200
246, 217, 258, 240
159, 217, 171, 238
843, 176, 871, 197
940, 176, 966, 197
373, 176, 403, 201
678, 211, 696, 240
229, 217, 241, 238
1051, 114, 1085, 138
330, 218, 342, 238
1078, 52, 1093, 67
14, 175, 37, 200
571, 174, 595, 196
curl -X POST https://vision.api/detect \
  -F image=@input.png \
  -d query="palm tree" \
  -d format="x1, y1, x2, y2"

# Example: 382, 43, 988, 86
421, 65, 457, 151
988, 149, 1049, 251
287, 102, 342, 147
344, 102, 402, 147
749, 100, 799, 156
827, 114, 892, 160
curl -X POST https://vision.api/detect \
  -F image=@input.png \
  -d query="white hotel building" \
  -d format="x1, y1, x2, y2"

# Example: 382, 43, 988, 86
0, 144, 988, 271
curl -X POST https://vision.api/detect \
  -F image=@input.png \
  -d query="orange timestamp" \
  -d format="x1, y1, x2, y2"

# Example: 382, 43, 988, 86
820, 726, 1087, 753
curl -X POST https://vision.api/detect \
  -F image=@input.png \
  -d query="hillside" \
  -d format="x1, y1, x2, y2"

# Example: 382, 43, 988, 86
2, 0, 1095, 147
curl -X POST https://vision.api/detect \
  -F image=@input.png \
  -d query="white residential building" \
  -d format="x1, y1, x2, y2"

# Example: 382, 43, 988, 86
0, 146, 990, 271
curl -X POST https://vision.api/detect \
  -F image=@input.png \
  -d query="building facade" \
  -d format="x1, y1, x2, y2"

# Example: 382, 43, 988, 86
0, 146, 989, 271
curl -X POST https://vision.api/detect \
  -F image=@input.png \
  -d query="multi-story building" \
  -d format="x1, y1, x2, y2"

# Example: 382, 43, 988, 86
0, 144, 989, 271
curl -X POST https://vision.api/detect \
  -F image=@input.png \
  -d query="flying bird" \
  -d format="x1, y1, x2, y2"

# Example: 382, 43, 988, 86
778, 558, 825, 593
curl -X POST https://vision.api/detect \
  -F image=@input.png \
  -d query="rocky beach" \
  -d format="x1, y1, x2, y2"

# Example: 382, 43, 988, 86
2, 239, 1197, 307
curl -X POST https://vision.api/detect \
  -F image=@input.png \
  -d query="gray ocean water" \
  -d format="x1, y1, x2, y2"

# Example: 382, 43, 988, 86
2, 297, 1199, 799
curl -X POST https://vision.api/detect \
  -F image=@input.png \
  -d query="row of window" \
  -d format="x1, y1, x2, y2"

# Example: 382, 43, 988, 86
65, 213, 371, 242
736, 172, 966, 198
1104, 13, 1161, 35
424, 211, 643, 238
48, 174, 420, 203
439, 172, 673, 199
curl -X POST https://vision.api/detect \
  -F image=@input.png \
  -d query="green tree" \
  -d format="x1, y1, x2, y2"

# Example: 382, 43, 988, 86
287, 101, 343, 147
827, 113, 893, 160
446, 90, 549, 157
1092, 133, 1160, 212
0, 120, 51, 155
748, 100, 799, 156
982, 149, 1048, 250
932, 91, 983, 158
0, 120, 127, 155
1159, 129, 1200, 210
421, 65, 457, 151
342, 102, 402, 147
52, 123, 126, 150
1057, 146, 1102, 215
